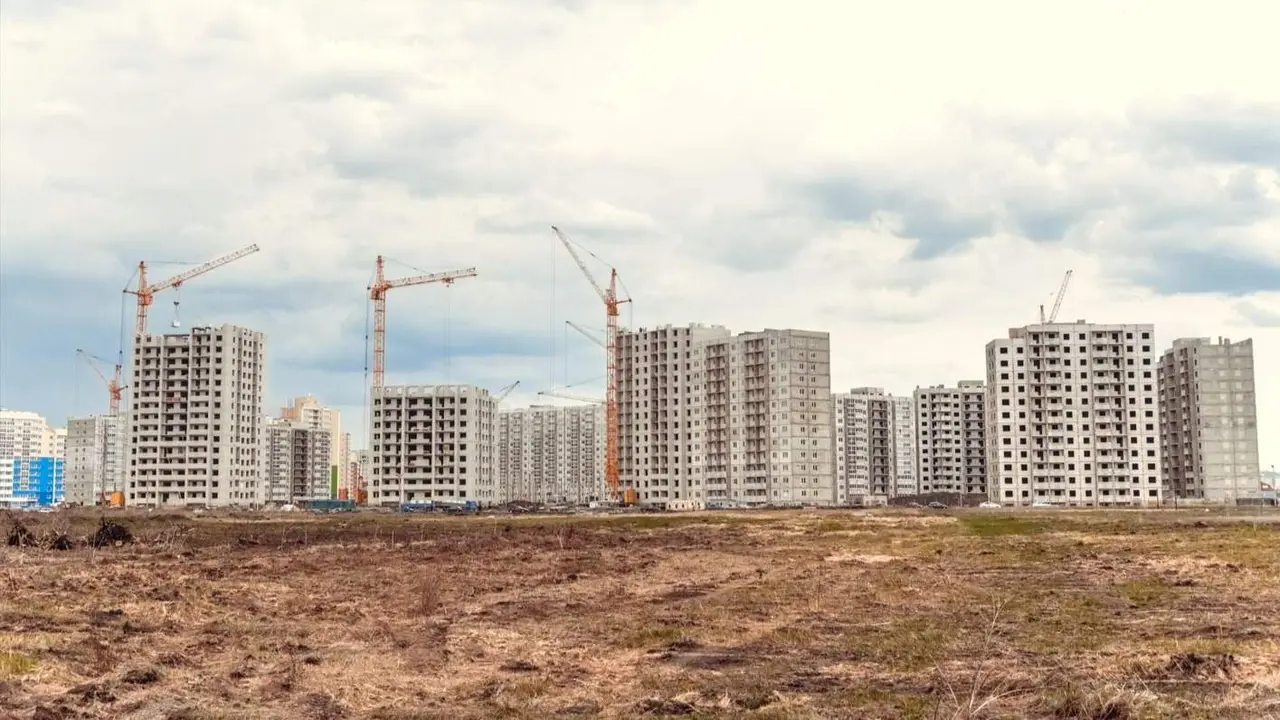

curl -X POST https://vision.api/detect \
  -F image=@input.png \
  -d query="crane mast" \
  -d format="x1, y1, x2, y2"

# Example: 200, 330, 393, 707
368, 256, 477, 389
551, 226, 630, 502
1048, 269, 1073, 324
77, 349, 125, 416
126, 243, 260, 337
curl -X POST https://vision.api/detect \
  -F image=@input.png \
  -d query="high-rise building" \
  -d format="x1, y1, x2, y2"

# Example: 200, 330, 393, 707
617, 323, 732, 508
0, 409, 66, 507
280, 395, 345, 498
126, 324, 266, 507
65, 414, 126, 505
695, 328, 835, 507
833, 388, 916, 504
497, 404, 604, 504
263, 417, 332, 505
369, 384, 497, 505
985, 322, 1162, 507
1158, 337, 1261, 503
914, 381, 988, 495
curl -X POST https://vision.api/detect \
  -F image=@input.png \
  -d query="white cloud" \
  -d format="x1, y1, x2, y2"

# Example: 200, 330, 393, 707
0, 0, 1276, 469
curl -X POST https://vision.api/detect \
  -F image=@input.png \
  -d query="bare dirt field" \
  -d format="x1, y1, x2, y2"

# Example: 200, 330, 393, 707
3, 508, 1279, 719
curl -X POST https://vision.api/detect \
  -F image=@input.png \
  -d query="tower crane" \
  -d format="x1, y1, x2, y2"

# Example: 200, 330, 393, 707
124, 243, 261, 337
537, 389, 604, 404
551, 226, 630, 503
1039, 270, 1074, 324
76, 349, 125, 416
368, 256, 477, 388
494, 380, 521, 403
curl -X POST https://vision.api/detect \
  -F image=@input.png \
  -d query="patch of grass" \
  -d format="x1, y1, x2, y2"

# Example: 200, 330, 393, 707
812, 518, 854, 533
620, 625, 694, 650
1117, 578, 1172, 607
958, 515, 1046, 537
0, 651, 38, 676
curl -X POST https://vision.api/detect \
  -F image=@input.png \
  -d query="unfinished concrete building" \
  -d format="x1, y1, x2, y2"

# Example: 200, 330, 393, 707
833, 388, 916, 504
126, 324, 265, 507
1158, 337, 1261, 503
616, 323, 731, 508
696, 329, 834, 507
985, 321, 1162, 507
497, 404, 604, 504
369, 384, 497, 505
914, 381, 987, 495
65, 414, 126, 505
280, 395, 346, 498
263, 417, 332, 505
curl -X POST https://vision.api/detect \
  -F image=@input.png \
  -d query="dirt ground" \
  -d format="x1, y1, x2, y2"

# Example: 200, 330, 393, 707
2, 508, 1279, 719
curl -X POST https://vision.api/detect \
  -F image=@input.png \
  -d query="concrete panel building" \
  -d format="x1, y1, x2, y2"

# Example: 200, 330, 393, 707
126, 324, 266, 507
1158, 337, 1261, 503
617, 323, 732, 508
368, 384, 498, 505
833, 388, 916, 504
65, 414, 126, 505
696, 329, 834, 507
280, 395, 346, 498
985, 322, 1162, 507
497, 404, 604, 504
0, 409, 67, 507
914, 381, 987, 495
264, 418, 333, 505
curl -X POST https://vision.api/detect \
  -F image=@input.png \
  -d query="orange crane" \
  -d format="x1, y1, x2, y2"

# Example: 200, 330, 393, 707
76, 349, 125, 415
368, 255, 477, 388
551, 226, 632, 504
124, 244, 261, 337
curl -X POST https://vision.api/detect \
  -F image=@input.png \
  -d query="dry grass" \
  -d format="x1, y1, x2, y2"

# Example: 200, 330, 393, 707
2, 507, 1279, 719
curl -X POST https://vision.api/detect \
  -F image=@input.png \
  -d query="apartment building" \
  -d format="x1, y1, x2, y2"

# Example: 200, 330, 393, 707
1158, 337, 1261, 503
696, 328, 835, 507
263, 418, 333, 504
126, 324, 266, 507
0, 409, 66, 507
985, 322, 1161, 507
833, 388, 916, 504
914, 381, 987, 495
65, 414, 126, 505
368, 384, 497, 505
280, 395, 346, 498
617, 323, 731, 508
497, 404, 604, 504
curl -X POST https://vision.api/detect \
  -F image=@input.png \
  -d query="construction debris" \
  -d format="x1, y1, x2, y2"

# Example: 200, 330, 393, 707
91, 520, 133, 548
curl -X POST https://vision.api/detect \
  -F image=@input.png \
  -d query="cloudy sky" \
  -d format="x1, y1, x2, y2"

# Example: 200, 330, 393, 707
0, 0, 1276, 467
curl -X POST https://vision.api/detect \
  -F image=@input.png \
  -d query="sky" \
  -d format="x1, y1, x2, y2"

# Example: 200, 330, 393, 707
0, 0, 1277, 468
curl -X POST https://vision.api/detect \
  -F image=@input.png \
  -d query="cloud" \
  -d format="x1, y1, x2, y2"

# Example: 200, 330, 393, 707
1, 0, 1277, 470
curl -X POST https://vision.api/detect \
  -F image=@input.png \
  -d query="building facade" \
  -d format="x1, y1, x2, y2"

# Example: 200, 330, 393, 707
126, 324, 266, 507
280, 395, 345, 499
263, 418, 333, 505
65, 414, 126, 505
617, 324, 732, 508
695, 328, 835, 507
368, 384, 497, 505
833, 388, 916, 504
914, 381, 987, 495
0, 409, 66, 507
985, 322, 1162, 507
497, 404, 604, 504
1158, 337, 1261, 503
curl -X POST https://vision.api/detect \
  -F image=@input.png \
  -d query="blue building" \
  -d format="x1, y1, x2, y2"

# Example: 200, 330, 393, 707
12, 457, 65, 506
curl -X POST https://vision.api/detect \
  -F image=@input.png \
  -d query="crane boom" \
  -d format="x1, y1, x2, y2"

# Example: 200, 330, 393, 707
368, 255, 477, 389
566, 320, 605, 349
77, 349, 125, 416
537, 389, 604, 404
1047, 269, 1073, 324
126, 243, 261, 337
495, 380, 520, 403
550, 226, 630, 503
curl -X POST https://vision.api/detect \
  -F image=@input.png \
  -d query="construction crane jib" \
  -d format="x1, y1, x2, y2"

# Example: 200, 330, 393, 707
126, 244, 261, 337
77, 349, 125, 416
368, 256, 477, 389
494, 380, 521, 403
537, 389, 605, 405
551, 225, 630, 502
1039, 270, 1074, 324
